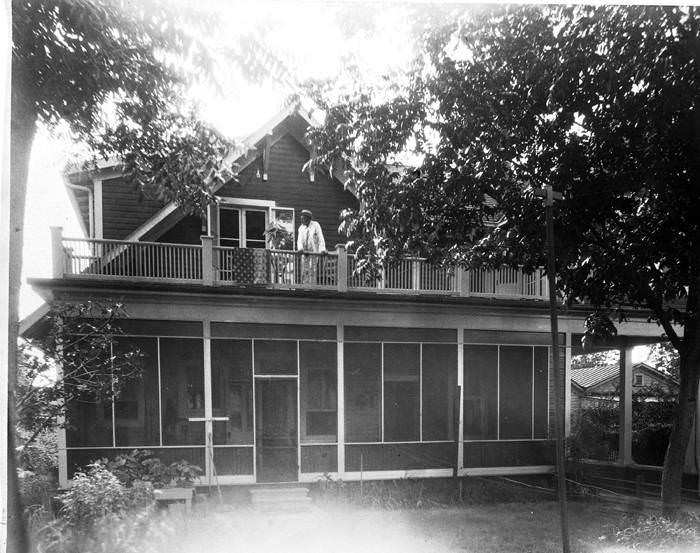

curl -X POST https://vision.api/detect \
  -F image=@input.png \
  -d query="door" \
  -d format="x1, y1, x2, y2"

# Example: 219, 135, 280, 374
255, 379, 298, 482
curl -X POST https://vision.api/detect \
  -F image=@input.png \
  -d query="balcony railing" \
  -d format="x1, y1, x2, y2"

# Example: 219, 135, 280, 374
51, 228, 549, 300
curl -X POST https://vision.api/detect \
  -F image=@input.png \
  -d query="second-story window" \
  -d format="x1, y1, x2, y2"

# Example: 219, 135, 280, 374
219, 207, 267, 248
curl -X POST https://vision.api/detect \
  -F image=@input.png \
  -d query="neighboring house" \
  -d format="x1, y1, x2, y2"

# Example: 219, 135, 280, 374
22, 103, 663, 487
571, 362, 678, 415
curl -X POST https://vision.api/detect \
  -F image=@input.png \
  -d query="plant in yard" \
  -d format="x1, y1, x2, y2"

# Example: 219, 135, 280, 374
59, 463, 153, 529
102, 450, 202, 488
168, 459, 203, 487
613, 512, 700, 549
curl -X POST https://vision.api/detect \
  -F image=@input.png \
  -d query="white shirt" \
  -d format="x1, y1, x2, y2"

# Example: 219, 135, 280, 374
297, 220, 326, 253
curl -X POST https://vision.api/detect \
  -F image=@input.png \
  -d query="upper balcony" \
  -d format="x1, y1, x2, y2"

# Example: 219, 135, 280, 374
50, 228, 549, 301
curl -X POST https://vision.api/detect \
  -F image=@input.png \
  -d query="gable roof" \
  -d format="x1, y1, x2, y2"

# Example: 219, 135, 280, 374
64, 103, 353, 244
571, 361, 676, 391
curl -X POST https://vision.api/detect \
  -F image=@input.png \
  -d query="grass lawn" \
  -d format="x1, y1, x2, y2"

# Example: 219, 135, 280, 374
153, 499, 698, 553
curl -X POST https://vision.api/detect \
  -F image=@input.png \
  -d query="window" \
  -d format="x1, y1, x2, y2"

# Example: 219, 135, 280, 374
254, 340, 297, 375
211, 339, 254, 445
422, 344, 457, 440
218, 207, 267, 248
463, 345, 498, 440
464, 344, 549, 441
300, 341, 337, 441
160, 338, 205, 446
344, 343, 382, 442
634, 373, 644, 386
383, 343, 420, 442
499, 346, 533, 439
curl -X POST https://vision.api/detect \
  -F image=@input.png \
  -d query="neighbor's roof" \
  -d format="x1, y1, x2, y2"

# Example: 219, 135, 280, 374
572, 361, 674, 390
571, 364, 620, 389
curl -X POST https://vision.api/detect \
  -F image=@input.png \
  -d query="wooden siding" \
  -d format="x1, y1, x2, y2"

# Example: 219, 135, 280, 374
463, 440, 555, 468
156, 214, 205, 245
218, 133, 358, 247
102, 177, 164, 240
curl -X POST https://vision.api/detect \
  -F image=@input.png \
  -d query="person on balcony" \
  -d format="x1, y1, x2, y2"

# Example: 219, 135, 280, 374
297, 209, 326, 284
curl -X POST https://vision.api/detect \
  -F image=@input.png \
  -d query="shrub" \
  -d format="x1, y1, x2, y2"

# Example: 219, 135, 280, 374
59, 463, 153, 528
103, 450, 202, 488
17, 427, 58, 476
613, 512, 700, 549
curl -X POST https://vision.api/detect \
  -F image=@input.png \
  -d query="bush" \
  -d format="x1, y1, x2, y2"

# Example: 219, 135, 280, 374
59, 463, 153, 528
103, 449, 202, 488
17, 427, 58, 476
613, 512, 700, 549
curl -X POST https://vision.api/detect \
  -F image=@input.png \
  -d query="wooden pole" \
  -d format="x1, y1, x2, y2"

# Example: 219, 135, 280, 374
537, 185, 570, 553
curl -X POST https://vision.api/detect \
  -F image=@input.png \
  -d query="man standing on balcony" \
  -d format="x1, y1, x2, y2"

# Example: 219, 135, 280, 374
297, 209, 326, 284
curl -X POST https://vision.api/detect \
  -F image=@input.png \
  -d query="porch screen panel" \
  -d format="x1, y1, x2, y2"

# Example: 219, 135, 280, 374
344, 343, 381, 442
533, 347, 549, 439
422, 344, 458, 441
463, 345, 498, 440
254, 339, 297, 375
211, 340, 253, 445
65, 339, 113, 447
499, 346, 533, 439
66, 399, 113, 447
160, 338, 205, 445
383, 343, 420, 442
300, 341, 337, 442
114, 337, 160, 447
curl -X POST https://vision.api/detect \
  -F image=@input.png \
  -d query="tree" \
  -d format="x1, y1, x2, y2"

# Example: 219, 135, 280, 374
17, 300, 143, 451
306, 4, 700, 514
9, 1, 291, 548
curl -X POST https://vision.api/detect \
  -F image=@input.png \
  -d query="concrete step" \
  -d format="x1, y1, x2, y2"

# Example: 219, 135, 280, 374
249, 486, 312, 512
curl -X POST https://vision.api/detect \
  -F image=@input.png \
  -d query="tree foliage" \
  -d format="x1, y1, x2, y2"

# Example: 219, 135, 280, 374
17, 301, 144, 449
307, 4, 700, 513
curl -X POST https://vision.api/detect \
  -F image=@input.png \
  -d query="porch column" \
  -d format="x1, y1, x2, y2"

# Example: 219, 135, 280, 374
336, 323, 345, 478
50, 226, 64, 278
203, 320, 213, 483
201, 235, 214, 285
564, 332, 572, 437
336, 245, 348, 292
457, 328, 464, 472
56, 345, 69, 488
618, 343, 634, 465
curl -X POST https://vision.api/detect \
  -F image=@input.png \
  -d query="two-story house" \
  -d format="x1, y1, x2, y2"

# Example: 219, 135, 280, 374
22, 103, 663, 488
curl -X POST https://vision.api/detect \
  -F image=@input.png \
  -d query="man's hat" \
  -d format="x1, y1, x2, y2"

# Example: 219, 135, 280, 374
301, 209, 312, 218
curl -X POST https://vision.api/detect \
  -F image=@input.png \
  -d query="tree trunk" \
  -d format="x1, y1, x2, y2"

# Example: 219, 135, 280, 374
8, 88, 38, 553
661, 278, 700, 516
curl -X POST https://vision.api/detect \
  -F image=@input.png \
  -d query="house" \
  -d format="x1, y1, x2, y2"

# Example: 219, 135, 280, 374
22, 103, 664, 488
571, 361, 678, 413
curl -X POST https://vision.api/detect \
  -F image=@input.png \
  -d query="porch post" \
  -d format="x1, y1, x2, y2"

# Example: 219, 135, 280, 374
618, 343, 634, 465
203, 320, 213, 484
201, 235, 214, 285
565, 332, 572, 437
336, 323, 345, 478
457, 327, 464, 473
336, 245, 348, 292
50, 226, 64, 278
56, 345, 68, 488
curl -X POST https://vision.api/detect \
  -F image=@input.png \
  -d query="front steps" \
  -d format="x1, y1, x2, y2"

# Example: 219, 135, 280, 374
249, 485, 312, 513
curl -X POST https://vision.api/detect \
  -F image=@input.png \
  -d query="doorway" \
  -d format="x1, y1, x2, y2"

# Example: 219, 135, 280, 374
255, 379, 298, 482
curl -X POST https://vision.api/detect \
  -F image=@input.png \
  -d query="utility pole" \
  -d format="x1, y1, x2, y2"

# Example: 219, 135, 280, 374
534, 185, 570, 553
